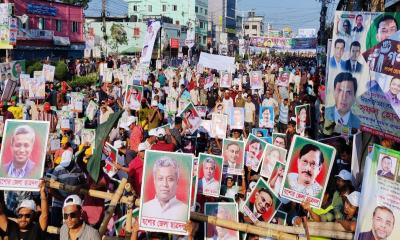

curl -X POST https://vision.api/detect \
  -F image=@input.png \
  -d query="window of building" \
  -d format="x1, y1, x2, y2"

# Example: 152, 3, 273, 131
19, 19, 28, 30
148, 5, 152, 12
133, 5, 137, 11
195, 6, 198, 13
203, 36, 206, 44
162, 5, 167, 12
72, 21, 79, 33
173, 5, 177, 11
252, 25, 257, 29
205, 9, 207, 15
175, 20, 179, 25
38, 17, 45, 30
244, 25, 249, 29
200, 21, 204, 29
55, 19, 62, 32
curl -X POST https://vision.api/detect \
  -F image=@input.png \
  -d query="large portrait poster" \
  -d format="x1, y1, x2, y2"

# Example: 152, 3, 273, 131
355, 145, 400, 240
124, 85, 143, 111
295, 104, 311, 136
10, 60, 25, 81
204, 203, 239, 240
197, 153, 223, 197
260, 144, 287, 179
230, 107, 244, 130
250, 71, 263, 90
0, 120, 50, 191
85, 100, 98, 121
325, 11, 400, 129
140, 20, 161, 66
222, 139, 245, 175
245, 134, 268, 172
280, 135, 336, 208
242, 178, 281, 223
259, 106, 274, 129
178, 102, 202, 134
42, 64, 55, 82
219, 71, 232, 88
139, 150, 193, 235
210, 114, 227, 139
81, 129, 96, 149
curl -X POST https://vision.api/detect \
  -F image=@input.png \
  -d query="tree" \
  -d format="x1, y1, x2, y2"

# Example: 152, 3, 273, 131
109, 23, 128, 54
62, 0, 91, 9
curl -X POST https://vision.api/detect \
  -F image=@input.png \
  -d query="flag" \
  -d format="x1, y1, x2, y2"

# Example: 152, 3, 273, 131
87, 110, 124, 182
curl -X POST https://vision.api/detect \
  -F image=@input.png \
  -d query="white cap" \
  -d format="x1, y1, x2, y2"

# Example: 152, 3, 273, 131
157, 128, 166, 138
345, 191, 360, 207
17, 200, 36, 212
151, 100, 158, 107
138, 142, 148, 152
114, 140, 123, 149
63, 195, 82, 208
335, 170, 352, 181
148, 128, 157, 137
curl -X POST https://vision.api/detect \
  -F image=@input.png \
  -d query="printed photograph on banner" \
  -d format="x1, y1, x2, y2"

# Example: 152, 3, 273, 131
277, 71, 290, 87
355, 144, 400, 240
114, 208, 139, 237
124, 85, 143, 111
102, 142, 118, 178
195, 106, 207, 118
213, 102, 225, 115
245, 134, 268, 172
252, 128, 269, 138
190, 157, 198, 211
250, 71, 263, 89
104, 68, 113, 83
0, 120, 50, 191
260, 144, 287, 179
259, 106, 274, 129
242, 178, 281, 223
70, 92, 84, 113
210, 114, 228, 139
42, 64, 55, 82
166, 97, 177, 115
81, 128, 96, 149
295, 104, 311, 135
178, 98, 191, 113
204, 203, 239, 240
28, 76, 45, 100
178, 102, 202, 134
139, 150, 193, 235
272, 133, 286, 149
230, 107, 244, 130
267, 161, 286, 196
85, 100, 98, 121
11, 60, 25, 81
222, 139, 245, 175
140, 20, 161, 65
74, 118, 85, 136
270, 210, 287, 225
376, 153, 397, 181
197, 153, 223, 197
204, 75, 214, 89
1, 79, 17, 101
326, 12, 400, 129
280, 135, 336, 208
219, 71, 232, 88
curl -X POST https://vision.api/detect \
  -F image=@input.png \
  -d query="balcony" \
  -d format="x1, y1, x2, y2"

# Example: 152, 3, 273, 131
17, 29, 54, 40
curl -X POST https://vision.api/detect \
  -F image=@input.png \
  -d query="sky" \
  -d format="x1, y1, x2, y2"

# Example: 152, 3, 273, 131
237, 0, 323, 34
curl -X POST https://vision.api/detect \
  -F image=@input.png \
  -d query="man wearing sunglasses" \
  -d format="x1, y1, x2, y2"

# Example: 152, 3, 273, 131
60, 195, 100, 240
15, 180, 48, 239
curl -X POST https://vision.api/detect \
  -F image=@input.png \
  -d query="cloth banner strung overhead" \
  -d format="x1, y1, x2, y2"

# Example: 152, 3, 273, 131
198, 52, 235, 71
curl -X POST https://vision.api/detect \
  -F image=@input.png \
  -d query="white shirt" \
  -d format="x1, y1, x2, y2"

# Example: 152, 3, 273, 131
141, 197, 188, 221
244, 102, 255, 123
334, 107, 350, 125
168, 87, 179, 100
201, 178, 219, 195
287, 173, 322, 197
7, 160, 31, 178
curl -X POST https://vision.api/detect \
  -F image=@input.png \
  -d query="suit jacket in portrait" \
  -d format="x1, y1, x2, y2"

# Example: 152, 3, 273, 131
377, 169, 395, 180
325, 106, 360, 129
358, 230, 375, 240
342, 59, 362, 73
248, 202, 265, 222
2, 159, 42, 179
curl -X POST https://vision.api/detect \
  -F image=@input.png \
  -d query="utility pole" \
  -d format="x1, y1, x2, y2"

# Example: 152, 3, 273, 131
102, 0, 107, 56
318, 0, 328, 46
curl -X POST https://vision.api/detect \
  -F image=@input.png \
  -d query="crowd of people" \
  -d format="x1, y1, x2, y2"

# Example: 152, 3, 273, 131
0, 51, 396, 240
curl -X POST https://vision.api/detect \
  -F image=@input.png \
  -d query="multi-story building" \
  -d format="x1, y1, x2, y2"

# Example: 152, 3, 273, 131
208, 0, 236, 46
243, 12, 264, 37
10, 0, 85, 59
195, 0, 208, 49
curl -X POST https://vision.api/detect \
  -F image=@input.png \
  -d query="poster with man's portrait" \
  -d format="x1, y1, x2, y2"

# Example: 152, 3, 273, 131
270, 210, 287, 225
74, 118, 85, 136
139, 150, 193, 235
245, 134, 268, 172
252, 128, 269, 138
259, 106, 274, 129
70, 92, 84, 113
260, 144, 287, 179
204, 203, 239, 240
222, 139, 245, 175
295, 104, 311, 136
280, 135, 336, 208
28, 76, 45, 100
81, 128, 96, 149
272, 133, 287, 149
102, 142, 118, 178
197, 153, 223, 197
230, 107, 244, 130
11, 60, 25, 81
377, 153, 397, 181
42, 64, 55, 82
0, 120, 50, 191
210, 114, 228, 139
267, 161, 286, 196
242, 178, 281, 223
86, 100, 98, 121
166, 97, 177, 115
178, 102, 202, 134
219, 71, 232, 88
124, 85, 143, 111
250, 71, 263, 90
195, 106, 207, 118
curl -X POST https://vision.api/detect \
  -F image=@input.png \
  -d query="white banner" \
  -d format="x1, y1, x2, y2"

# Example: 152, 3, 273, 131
198, 52, 235, 71
140, 20, 161, 66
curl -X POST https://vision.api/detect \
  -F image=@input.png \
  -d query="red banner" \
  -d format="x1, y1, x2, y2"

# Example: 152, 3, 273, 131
170, 38, 179, 49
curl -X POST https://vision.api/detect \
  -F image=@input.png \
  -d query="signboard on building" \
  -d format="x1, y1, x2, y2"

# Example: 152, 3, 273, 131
170, 38, 179, 49
27, 4, 57, 16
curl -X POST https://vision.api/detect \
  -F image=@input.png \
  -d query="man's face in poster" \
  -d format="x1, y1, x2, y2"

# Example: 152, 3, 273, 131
381, 156, 392, 173
11, 130, 34, 166
15, 63, 22, 75
356, 15, 363, 28
248, 141, 261, 160
203, 160, 215, 181
233, 110, 242, 123
254, 189, 273, 214
262, 108, 271, 122
226, 143, 240, 165
334, 42, 345, 60
372, 208, 395, 240
334, 80, 356, 116
377, 18, 398, 42
297, 149, 322, 186
349, 45, 361, 61
154, 165, 178, 203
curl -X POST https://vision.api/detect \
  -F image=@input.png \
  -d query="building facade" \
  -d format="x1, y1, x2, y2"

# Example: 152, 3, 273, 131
11, 0, 85, 59
208, 0, 237, 46
243, 12, 264, 37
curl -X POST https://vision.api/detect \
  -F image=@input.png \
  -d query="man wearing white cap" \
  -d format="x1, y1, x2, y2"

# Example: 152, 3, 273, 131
151, 127, 176, 152
336, 191, 360, 232
60, 195, 100, 240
